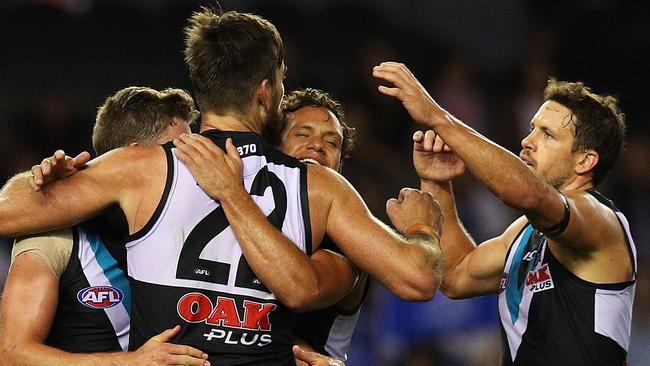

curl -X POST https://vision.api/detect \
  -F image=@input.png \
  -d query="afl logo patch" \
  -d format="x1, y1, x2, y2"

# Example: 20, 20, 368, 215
499, 273, 509, 293
77, 286, 123, 309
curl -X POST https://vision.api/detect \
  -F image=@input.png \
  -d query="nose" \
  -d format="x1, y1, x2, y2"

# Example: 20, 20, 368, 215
521, 131, 535, 152
307, 136, 325, 152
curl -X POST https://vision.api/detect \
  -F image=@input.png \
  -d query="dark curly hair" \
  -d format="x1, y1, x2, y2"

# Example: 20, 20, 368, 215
279, 88, 357, 162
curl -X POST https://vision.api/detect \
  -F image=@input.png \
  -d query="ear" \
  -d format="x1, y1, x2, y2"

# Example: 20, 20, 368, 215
575, 148, 599, 175
128, 142, 140, 147
257, 79, 272, 109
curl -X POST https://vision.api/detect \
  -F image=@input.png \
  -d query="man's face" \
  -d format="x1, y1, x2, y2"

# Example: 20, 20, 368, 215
279, 106, 344, 171
519, 100, 578, 189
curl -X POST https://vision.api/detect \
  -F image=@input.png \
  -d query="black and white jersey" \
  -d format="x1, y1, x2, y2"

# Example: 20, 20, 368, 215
126, 130, 311, 365
294, 236, 367, 361
498, 191, 636, 366
46, 221, 131, 352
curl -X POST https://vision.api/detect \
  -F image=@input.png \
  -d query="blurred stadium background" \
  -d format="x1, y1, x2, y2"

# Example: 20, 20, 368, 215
1, 0, 648, 365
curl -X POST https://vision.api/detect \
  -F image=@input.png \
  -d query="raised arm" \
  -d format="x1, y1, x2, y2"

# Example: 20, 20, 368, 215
373, 62, 621, 254
407, 129, 505, 298
173, 135, 358, 312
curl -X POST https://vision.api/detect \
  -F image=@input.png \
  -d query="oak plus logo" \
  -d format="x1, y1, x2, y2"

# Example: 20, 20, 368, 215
177, 292, 276, 347
526, 263, 554, 293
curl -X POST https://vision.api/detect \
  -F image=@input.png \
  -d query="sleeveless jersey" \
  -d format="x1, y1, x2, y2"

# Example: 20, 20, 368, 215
294, 236, 368, 361
125, 130, 311, 365
46, 219, 131, 352
498, 191, 636, 365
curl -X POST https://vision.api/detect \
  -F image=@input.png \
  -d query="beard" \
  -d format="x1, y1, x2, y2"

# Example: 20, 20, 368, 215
261, 106, 284, 145
544, 167, 573, 189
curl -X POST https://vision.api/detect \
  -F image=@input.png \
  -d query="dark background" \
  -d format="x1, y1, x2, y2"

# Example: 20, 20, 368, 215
1, 0, 648, 364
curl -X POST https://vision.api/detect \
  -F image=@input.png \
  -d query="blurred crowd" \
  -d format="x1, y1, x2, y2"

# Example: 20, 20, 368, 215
1, 0, 648, 365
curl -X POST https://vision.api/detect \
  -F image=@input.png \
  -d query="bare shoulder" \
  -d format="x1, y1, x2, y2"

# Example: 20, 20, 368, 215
87, 145, 167, 185
563, 189, 623, 246
307, 164, 354, 200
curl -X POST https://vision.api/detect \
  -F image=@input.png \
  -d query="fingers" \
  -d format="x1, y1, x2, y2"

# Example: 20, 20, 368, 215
151, 325, 181, 343
173, 134, 212, 168
29, 165, 44, 191
386, 197, 398, 212
224, 138, 242, 162
413, 130, 424, 143
424, 130, 436, 151
433, 134, 446, 152
166, 354, 210, 366
415, 130, 451, 153
292, 345, 316, 362
71, 151, 91, 169
398, 187, 416, 202
377, 85, 400, 97
165, 344, 208, 361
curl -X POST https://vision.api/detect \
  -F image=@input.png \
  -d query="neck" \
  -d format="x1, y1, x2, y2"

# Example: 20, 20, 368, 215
559, 176, 594, 192
199, 111, 262, 134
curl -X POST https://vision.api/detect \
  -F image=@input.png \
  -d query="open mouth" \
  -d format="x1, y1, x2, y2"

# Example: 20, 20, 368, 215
300, 158, 322, 166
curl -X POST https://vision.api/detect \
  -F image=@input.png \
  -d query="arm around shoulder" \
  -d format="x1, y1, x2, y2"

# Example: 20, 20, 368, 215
0, 146, 158, 238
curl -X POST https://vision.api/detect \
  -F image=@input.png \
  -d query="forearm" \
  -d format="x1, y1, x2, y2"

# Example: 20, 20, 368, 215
0, 168, 113, 237
360, 226, 441, 301
219, 188, 334, 311
0, 172, 49, 237
419, 179, 479, 296
427, 111, 549, 212
1, 342, 134, 366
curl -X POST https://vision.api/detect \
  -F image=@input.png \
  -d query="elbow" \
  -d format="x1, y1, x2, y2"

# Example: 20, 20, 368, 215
440, 282, 465, 300
392, 271, 439, 302
278, 288, 319, 313
0, 340, 20, 366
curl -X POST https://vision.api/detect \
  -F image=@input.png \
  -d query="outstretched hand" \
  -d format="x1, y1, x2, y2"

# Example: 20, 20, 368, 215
29, 150, 91, 191
134, 325, 209, 365
173, 134, 244, 201
293, 345, 344, 366
413, 130, 465, 182
372, 62, 446, 128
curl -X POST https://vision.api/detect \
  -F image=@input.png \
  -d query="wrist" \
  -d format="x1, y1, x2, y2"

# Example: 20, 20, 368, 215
420, 178, 450, 190
217, 182, 247, 203
404, 222, 441, 242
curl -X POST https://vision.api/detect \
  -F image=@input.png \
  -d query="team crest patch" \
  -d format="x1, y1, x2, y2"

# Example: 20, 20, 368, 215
526, 263, 554, 293
77, 286, 124, 309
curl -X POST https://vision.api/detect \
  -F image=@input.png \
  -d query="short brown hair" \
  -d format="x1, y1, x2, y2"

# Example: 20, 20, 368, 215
184, 8, 284, 116
544, 79, 626, 186
280, 88, 357, 162
93, 86, 198, 155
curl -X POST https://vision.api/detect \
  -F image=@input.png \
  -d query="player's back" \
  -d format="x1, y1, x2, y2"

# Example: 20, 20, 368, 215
126, 130, 311, 365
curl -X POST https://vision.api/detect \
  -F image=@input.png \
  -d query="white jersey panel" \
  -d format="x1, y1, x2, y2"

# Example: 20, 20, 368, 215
126, 150, 307, 300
